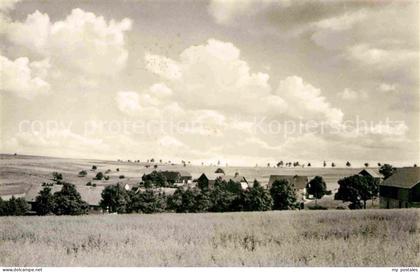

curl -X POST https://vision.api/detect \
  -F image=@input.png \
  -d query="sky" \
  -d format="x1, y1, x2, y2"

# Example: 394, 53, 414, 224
0, 0, 419, 167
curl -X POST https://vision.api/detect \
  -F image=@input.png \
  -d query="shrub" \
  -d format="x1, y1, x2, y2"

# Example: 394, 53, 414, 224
78, 170, 87, 177
240, 180, 272, 211
168, 187, 210, 213
142, 171, 168, 187
86, 181, 92, 186
119, 175, 125, 179
0, 196, 29, 216
92, 165, 97, 171
52, 172, 63, 181
105, 169, 111, 174
95, 172, 104, 180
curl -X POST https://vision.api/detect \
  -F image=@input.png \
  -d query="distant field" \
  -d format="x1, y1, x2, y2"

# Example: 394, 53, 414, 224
0, 209, 418, 266
0, 153, 362, 197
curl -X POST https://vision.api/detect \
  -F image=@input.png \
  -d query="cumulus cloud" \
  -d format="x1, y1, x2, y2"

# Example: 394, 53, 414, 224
276, 76, 343, 123
145, 39, 290, 116
5, 8, 132, 76
0, 55, 50, 99
379, 83, 397, 93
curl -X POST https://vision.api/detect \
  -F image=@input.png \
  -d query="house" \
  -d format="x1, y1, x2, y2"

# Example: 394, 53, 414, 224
24, 184, 104, 212
160, 170, 192, 184
195, 172, 248, 190
358, 169, 384, 182
267, 175, 309, 202
379, 167, 420, 209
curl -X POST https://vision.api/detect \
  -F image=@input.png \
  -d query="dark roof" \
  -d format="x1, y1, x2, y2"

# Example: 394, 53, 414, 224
381, 167, 420, 189
160, 170, 192, 180
359, 169, 384, 179
197, 173, 224, 182
223, 175, 247, 183
268, 175, 308, 190
25, 184, 104, 206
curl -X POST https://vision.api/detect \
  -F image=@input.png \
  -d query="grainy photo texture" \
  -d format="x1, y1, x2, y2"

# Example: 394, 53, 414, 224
0, 0, 419, 268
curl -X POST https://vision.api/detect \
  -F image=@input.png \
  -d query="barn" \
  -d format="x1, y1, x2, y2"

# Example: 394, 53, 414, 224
160, 170, 192, 184
196, 173, 248, 190
25, 184, 105, 212
379, 167, 420, 208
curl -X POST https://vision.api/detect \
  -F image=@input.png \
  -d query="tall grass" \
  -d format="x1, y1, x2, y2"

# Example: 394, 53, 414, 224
0, 209, 419, 266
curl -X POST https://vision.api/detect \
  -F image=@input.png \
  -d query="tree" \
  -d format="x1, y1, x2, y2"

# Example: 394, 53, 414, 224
128, 189, 166, 214
116, 168, 120, 172
241, 180, 272, 211
377, 162, 382, 167
306, 176, 327, 206
307, 163, 311, 167
269, 179, 298, 210
34, 187, 55, 215
95, 172, 104, 180
335, 175, 378, 209
119, 175, 125, 179
53, 183, 89, 215
209, 180, 241, 212
277, 161, 284, 167
1, 196, 29, 216
78, 170, 87, 177
323, 161, 327, 167
346, 161, 351, 167
92, 165, 97, 170
364, 162, 369, 168
379, 164, 395, 179
52, 172, 63, 181
215, 168, 225, 174
100, 184, 129, 213
142, 171, 169, 187
331, 162, 335, 167
168, 187, 210, 213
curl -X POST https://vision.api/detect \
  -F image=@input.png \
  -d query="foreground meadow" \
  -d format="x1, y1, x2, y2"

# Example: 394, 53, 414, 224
0, 209, 419, 266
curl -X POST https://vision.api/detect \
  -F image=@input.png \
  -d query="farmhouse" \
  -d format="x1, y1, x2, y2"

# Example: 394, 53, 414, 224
379, 167, 420, 208
267, 175, 309, 201
160, 170, 192, 184
358, 169, 384, 182
196, 173, 248, 190
25, 184, 104, 212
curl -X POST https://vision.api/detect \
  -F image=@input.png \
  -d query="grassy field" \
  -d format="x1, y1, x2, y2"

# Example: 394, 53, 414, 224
0, 209, 419, 266
0, 153, 362, 195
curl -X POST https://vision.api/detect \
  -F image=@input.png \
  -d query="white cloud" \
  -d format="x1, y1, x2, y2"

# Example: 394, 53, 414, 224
145, 39, 288, 116
208, 0, 290, 25
5, 8, 132, 76
379, 83, 397, 93
115, 91, 142, 116
337, 88, 368, 100
276, 76, 343, 123
0, 0, 20, 12
0, 55, 50, 99
313, 10, 367, 32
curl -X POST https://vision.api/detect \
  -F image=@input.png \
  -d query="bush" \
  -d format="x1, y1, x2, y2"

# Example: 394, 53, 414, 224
119, 175, 125, 179
142, 171, 168, 187
52, 172, 63, 181
168, 187, 211, 213
92, 165, 97, 171
105, 169, 111, 174
104, 176, 110, 180
95, 172, 104, 180
240, 180, 272, 211
78, 170, 87, 177
86, 181, 92, 186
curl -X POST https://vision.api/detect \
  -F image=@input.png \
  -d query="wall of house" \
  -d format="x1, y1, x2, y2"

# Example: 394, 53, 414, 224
380, 197, 420, 208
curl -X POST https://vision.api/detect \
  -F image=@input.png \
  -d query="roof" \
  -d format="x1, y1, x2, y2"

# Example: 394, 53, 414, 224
268, 175, 308, 190
178, 170, 192, 178
359, 169, 384, 179
25, 184, 104, 206
135, 187, 177, 196
380, 167, 420, 189
197, 173, 224, 181
223, 175, 247, 183
160, 170, 192, 180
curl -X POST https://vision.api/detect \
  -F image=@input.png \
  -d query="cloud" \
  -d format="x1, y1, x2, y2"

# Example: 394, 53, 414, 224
0, 55, 50, 99
337, 88, 368, 100
0, 0, 20, 12
379, 83, 397, 93
115, 91, 142, 116
5, 8, 132, 76
145, 39, 289, 116
276, 76, 343, 123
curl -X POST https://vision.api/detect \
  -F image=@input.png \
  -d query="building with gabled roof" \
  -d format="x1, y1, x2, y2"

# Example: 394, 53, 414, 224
379, 167, 420, 208
358, 169, 384, 181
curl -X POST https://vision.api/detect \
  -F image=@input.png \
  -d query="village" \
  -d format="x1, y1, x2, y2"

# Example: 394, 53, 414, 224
1, 154, 419, 216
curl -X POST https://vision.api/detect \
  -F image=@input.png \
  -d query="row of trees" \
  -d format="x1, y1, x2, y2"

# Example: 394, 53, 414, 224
0, 197, 29, 216
100, 179, 302, 214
